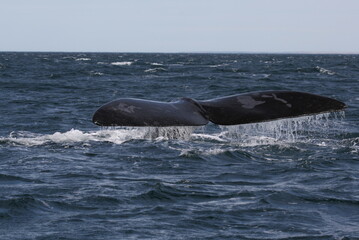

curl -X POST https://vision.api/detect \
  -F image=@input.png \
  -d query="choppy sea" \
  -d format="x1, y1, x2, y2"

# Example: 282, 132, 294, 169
0, 52, 358, 240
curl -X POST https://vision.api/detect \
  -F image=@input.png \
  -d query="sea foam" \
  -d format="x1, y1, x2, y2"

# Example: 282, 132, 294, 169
1, 127, 196, 147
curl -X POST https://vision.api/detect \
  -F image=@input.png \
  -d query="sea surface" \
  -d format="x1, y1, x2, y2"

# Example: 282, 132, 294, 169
0, 52, 358, 240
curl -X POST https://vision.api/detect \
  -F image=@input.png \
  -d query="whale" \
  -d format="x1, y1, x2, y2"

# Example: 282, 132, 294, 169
92, 90, 346, 127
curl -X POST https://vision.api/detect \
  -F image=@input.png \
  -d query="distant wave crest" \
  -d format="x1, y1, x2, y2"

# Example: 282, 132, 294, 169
144, 67, 166, 73
75, 58, 91, 61
111, 61, 133, 66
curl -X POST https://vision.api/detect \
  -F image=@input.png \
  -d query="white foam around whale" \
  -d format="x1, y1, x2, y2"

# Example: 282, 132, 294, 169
0, 112, 345, 147
1, 127, 196, 146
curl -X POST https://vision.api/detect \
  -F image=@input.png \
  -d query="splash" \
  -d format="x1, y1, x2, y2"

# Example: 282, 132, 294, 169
0, 112, 345, 147
220, 112, 345, 146
316, 66, 336, 75
1, 129, 137, 146
142, 126, 196, 140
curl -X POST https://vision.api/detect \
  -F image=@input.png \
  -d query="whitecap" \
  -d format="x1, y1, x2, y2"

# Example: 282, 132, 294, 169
209, 63, 229, 68
90, 71, 104, 76
151, 62, 163, 66
144, 67, 166, 73
76, 58, 91, 61
62, 56, 76, 60
111, 61, 133, 66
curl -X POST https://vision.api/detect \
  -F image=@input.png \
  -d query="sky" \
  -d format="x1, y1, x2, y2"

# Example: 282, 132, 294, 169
1, 0, 358, 53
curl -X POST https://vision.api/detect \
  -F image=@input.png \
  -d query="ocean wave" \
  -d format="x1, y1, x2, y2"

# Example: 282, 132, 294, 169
61, 56, 76, 60
150, 62, 164, 66
111, 61, 133, 66
75, 58, 91, 61
0, 174, 42, 183
209, 63, 229, 68
89, 71, 104, 76
144, 67, 166, 73
132, 182, 225, 202
0, 195, 52, 217
179, 147, 230, 157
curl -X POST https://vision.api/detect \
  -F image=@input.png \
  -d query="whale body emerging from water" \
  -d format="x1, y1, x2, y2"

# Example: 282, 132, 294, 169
92, 91, 346, 127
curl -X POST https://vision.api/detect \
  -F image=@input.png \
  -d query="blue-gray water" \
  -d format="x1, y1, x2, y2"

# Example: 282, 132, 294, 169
0, 53, 358, 240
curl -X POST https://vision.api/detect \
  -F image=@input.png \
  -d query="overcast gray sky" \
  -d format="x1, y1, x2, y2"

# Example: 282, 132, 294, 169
1, 0, 358, 53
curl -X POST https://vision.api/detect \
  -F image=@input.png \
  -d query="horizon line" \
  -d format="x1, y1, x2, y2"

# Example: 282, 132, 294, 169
1, 50, 359, 55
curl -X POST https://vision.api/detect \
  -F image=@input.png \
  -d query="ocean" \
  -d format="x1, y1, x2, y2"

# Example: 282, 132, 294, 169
0, 52, 358, 240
